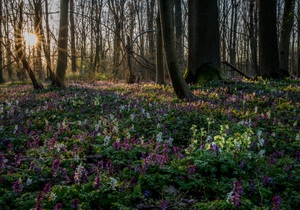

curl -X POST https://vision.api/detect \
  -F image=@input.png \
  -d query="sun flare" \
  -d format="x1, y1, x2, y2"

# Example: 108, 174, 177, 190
24, 32, 37, 46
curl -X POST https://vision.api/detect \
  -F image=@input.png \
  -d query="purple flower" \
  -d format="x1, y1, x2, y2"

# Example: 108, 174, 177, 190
262, 175, 273, 186
52, 159, 60, 177
13, 179, 22, 193
296, 151, 300, 163
229, 180, 244, 208
71, 198, 79, 209
54, 203, 63, 210
14, 153, 22, 166
43, 183, 51, 194
106, 159, 113, 174
34, 202, 42, 210
188, 165, 197, 178
97, 161, 103, 172
160, 200, 168, 210
272, 196, 281, 210
239, 159, 246, 169
233, 180, 244, 196
61, 168, 70, 183
94, 176, 101, 190
0, 154, 5, 170
232, 193, 241, 208
35, 191, 44, 202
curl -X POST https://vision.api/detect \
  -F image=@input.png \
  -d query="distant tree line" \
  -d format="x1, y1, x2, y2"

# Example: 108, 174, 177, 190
0, 0, 298, 98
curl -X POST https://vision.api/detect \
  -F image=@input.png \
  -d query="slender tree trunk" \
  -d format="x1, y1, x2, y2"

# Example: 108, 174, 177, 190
297, 1, 300, 77
229, 0, 238, 68
0, 0, 4, 83
279, 0, 295, 73
156, 11, 164, 85
33, 0, 44, 80
258, 0, 281, 78
147, 0, 155, 61
249, 0, 258, 74
175, 0, 184, 69
158, 0, 195, 101
15, 2, 42, 90
70, 0, 76, 73
55, 0, 69, 87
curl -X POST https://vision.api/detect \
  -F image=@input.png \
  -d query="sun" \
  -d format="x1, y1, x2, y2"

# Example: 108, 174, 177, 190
24, 32, 37, 46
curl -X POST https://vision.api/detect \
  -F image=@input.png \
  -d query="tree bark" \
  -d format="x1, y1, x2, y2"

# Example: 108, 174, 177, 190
174, 0, 184, 69
69, 0, 76, 73
0, 0, 4, 83
158, 0, 195, 101
15, 2, 42, 90
55, 0, 69, 87
156, 11, 164, 85
186, 0, 221, 84
249, 0, 258, 74
279, 0, 295, 73
258, 0, 282, 78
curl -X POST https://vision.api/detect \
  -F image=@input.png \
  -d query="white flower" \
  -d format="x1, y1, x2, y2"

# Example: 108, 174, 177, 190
247, 152, 252, 159
257, 130, 262, 139
26, 178, 33, 186
257, 138, 264, 147
226, 191, 234, 203
254, 106, 258, 114
104, 135, 111, 145
49, 192, 57, 201
110, 177, 118, 190
130, 114, 135, 121
167, 137, 174, 146
156, 132, 163, 143
296, 133, 300, 141
109, 114, 114, 120
157, 123, 161, 129
258, 150, 265, 158
146, 112, 151, 119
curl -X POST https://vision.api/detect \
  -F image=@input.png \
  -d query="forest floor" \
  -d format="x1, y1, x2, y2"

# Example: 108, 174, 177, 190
0, 78, 300, 209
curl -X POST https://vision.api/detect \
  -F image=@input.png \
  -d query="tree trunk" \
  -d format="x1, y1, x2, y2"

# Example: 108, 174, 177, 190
147, 0, 155, 61
55, 0, 69, 87
175, 0, 184, 69
156, 11, 164, 85
186, 0, 221, 84
33, 0, 44, 80
70, 0, 76, 73
258, 0, 282, 78
297, 1, 300, 78
249, 0, 258, 74
15, 2, 42, 90
0, 0, 4, 83
158, 0, 195, 101
279, 0, 295, 73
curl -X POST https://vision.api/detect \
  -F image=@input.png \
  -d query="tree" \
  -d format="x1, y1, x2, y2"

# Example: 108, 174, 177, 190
156, 11, 164, 85
69, 0, 76, 73
0, 0, 4, 84
279, 0, 295, 73
158, 0, 195, 100
15, 2, 42, 90
258, 0, 281, 78
55, 0, 69, 87
185, 0, 221, 84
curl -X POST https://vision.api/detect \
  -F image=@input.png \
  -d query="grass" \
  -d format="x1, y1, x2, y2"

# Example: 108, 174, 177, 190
0, 78, 299, 209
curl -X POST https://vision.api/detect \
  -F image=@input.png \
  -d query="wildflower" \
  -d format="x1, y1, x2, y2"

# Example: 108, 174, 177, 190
49, 192, 57, 201
34, 202, 42, 210
13, 179, 22, 193
143, 190, 151, 197
43, 183, 51, 194
228, 180, 243, 208
160, 200, 168, 210
35, 191, 44, 202
188, 165, 197, 178
14, 153, 22, 166
97, 160, 104, 172
296, 151, 300, 162
262, 175, 273, 186
61, 168, 70, 183
54, 203, 63, 210
94, 176, 101, 190
272, 196, 281, 210
103, 135, 111, 145
156, 132, 163, 143
0, 154, 6, 171
258, 150, 265, 158
26, 178, 33, 186
52, 159, 60, 177
71, 198, 79, 209
106, 159, 114, 174
74, 163, 88, 184
110, 177, 118, 190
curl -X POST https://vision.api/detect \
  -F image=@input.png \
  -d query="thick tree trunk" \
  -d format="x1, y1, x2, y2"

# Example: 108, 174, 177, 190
186, 0, 221, 84
55, 0, 69, 87
258, 0, 282, 78
156, 11, 164, 85
158, 0, 195, 101
279, 0, 295, 73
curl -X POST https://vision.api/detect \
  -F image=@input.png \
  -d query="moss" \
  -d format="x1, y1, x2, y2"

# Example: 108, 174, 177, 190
196, 64, 222, 84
